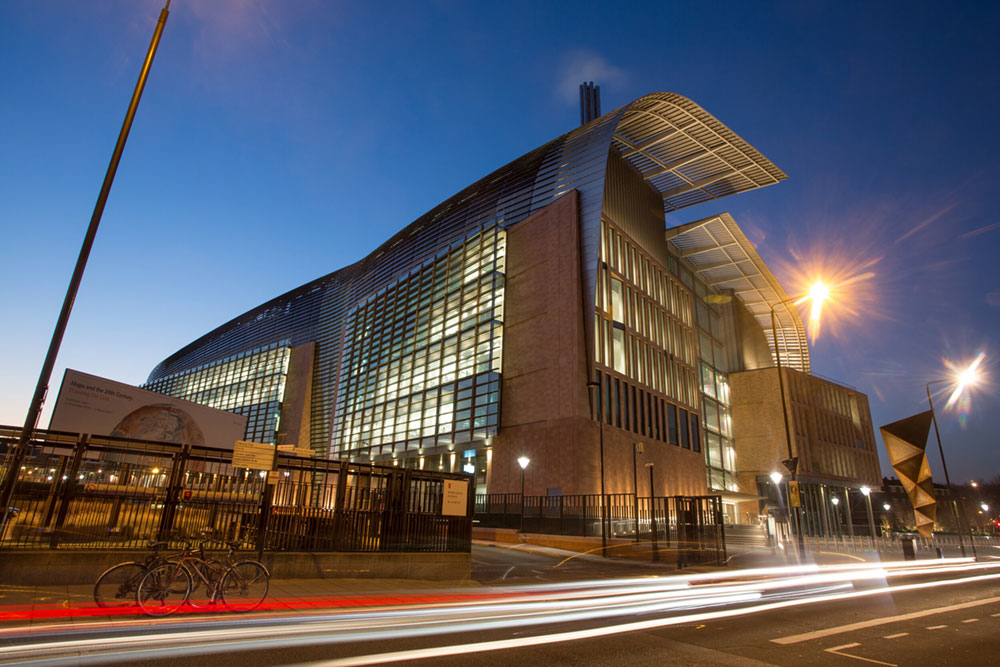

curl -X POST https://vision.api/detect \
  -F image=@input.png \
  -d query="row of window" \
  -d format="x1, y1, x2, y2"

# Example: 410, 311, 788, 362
592, 371, 701, 452
331, 227, 506, 457
336, 375, 500, 451
143, 342, 291, 444
600, 219, 693, 327
599, 267, 696, 365
594, 315, 699, 408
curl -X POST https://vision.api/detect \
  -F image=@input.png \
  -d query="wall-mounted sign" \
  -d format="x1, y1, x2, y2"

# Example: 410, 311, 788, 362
442, 479, 469, 517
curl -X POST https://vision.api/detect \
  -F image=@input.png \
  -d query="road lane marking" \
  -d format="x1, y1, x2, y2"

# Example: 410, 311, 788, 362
771, 594, 1000, 644
825, 642, 897, 666
961, 618, 979, 623
925, 625, 947, 630
992, 612, 1000, 617
882, 633, 908, 639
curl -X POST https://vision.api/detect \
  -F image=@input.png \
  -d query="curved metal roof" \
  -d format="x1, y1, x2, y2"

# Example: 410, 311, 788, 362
666, 213, 810, 373
610, 93, 787, 212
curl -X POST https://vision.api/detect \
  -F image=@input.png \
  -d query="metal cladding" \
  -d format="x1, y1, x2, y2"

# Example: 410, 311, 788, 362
880, 411, 937, 538
146, 92, 786, 453
667, 213, 810, 373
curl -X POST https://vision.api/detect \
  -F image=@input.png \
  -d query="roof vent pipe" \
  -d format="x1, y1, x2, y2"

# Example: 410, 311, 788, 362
580, 81, 601, 125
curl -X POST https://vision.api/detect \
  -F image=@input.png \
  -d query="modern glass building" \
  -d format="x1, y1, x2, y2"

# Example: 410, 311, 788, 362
145, 91, 879, 519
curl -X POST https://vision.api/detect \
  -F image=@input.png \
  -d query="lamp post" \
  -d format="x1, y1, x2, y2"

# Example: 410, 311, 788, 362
632, 442, 643, 542
831, 495, 841, 539
586, 380, 608, 557
927, 371, 980, 559
0, 1, 172, 534
860, 485, 876, 544
517, 456, 530, 533
769, 281, 828, 558
647, 463, 658, 562
769, 471, 785, 546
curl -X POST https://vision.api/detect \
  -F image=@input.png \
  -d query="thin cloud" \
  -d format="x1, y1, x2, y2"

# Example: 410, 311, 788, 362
958, 221, 1000, 240
987, 291, 1000, 308
556, 51, 627, 105
894, 201, 959, 244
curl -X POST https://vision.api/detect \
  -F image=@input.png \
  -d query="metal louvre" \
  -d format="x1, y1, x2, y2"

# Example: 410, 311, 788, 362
666, 213, 810, 373
612, 94, 786, 212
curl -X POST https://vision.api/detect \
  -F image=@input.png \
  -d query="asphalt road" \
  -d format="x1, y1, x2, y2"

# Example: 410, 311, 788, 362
2, 549, 999, 666
469, 542, 683, 584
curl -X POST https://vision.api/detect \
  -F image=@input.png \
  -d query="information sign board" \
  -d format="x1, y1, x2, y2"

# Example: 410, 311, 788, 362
442, 479, 469, 517
232, 440, 276, 471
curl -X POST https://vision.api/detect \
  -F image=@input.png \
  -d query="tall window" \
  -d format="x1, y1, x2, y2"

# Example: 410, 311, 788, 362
331, 226, 505, 460
143, 342, 290, 444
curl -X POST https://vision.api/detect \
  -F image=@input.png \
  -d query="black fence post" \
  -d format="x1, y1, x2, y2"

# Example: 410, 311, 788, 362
41, 456, 69, 530
157, 444, 189, 542
332, 461, 349, 550
256, 447, 279, 560
49, 434, 89, 549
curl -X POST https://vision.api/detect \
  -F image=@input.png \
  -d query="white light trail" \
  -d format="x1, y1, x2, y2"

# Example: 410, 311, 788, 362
0, 558, 997, 665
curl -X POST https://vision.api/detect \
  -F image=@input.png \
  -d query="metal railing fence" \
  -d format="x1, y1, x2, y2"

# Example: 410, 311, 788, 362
474, 492, 726, 565
0, 427, 473, 553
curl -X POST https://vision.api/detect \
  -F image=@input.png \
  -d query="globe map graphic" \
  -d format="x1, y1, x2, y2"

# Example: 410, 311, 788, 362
110, 404, 207, 446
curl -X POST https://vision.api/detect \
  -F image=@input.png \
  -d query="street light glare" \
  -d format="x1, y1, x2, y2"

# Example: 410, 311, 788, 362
517, 456, 530, 470
860, 486, 870, 496
944, 351, 986, 410
769, 472, 783, 485
809, 281, 829, 304
792, 280, 831, 343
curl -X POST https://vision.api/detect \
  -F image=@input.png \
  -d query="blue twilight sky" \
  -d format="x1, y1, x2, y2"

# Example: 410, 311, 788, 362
1, 1, 998, 483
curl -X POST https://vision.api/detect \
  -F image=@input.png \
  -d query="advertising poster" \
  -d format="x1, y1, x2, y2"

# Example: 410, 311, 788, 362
49, 369, 247, 450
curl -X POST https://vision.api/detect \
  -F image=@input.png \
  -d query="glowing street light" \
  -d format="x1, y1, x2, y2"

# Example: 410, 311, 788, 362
945, 351, 985, 410
518, 456, 530, 533
927, 353, 987, 559
769, 471, 784, 486
770, 280, 830, 557
860, 486, 877, 541
830, 495, 842, 538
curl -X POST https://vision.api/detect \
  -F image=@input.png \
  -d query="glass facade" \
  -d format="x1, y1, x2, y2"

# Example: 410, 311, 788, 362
592, 218, 700, 449
331, 226, 505, 461
691, 280, 740, 493
143, 342, 291, 444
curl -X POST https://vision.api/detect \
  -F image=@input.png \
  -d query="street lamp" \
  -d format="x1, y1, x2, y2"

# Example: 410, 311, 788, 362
0, 1, 173, 535
632, 442, 643, 542
585, 379, 608, 557
770, 281, 829, 557
831, 495, 841, 538
518, 456, 530, 533
769, 472, 785, 547
646, 463, 658, 562
860, 486, 877, 543
927, 354, 984, 559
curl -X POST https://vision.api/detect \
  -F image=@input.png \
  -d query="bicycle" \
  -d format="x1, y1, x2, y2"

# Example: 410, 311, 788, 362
136, 538, 269, 615
93, 540, 178, 608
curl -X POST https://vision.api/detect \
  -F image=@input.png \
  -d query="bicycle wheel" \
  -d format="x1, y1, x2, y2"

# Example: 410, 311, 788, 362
94, 561, 145, 608
137, 563, 191, 616
219, 561, 269, 612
